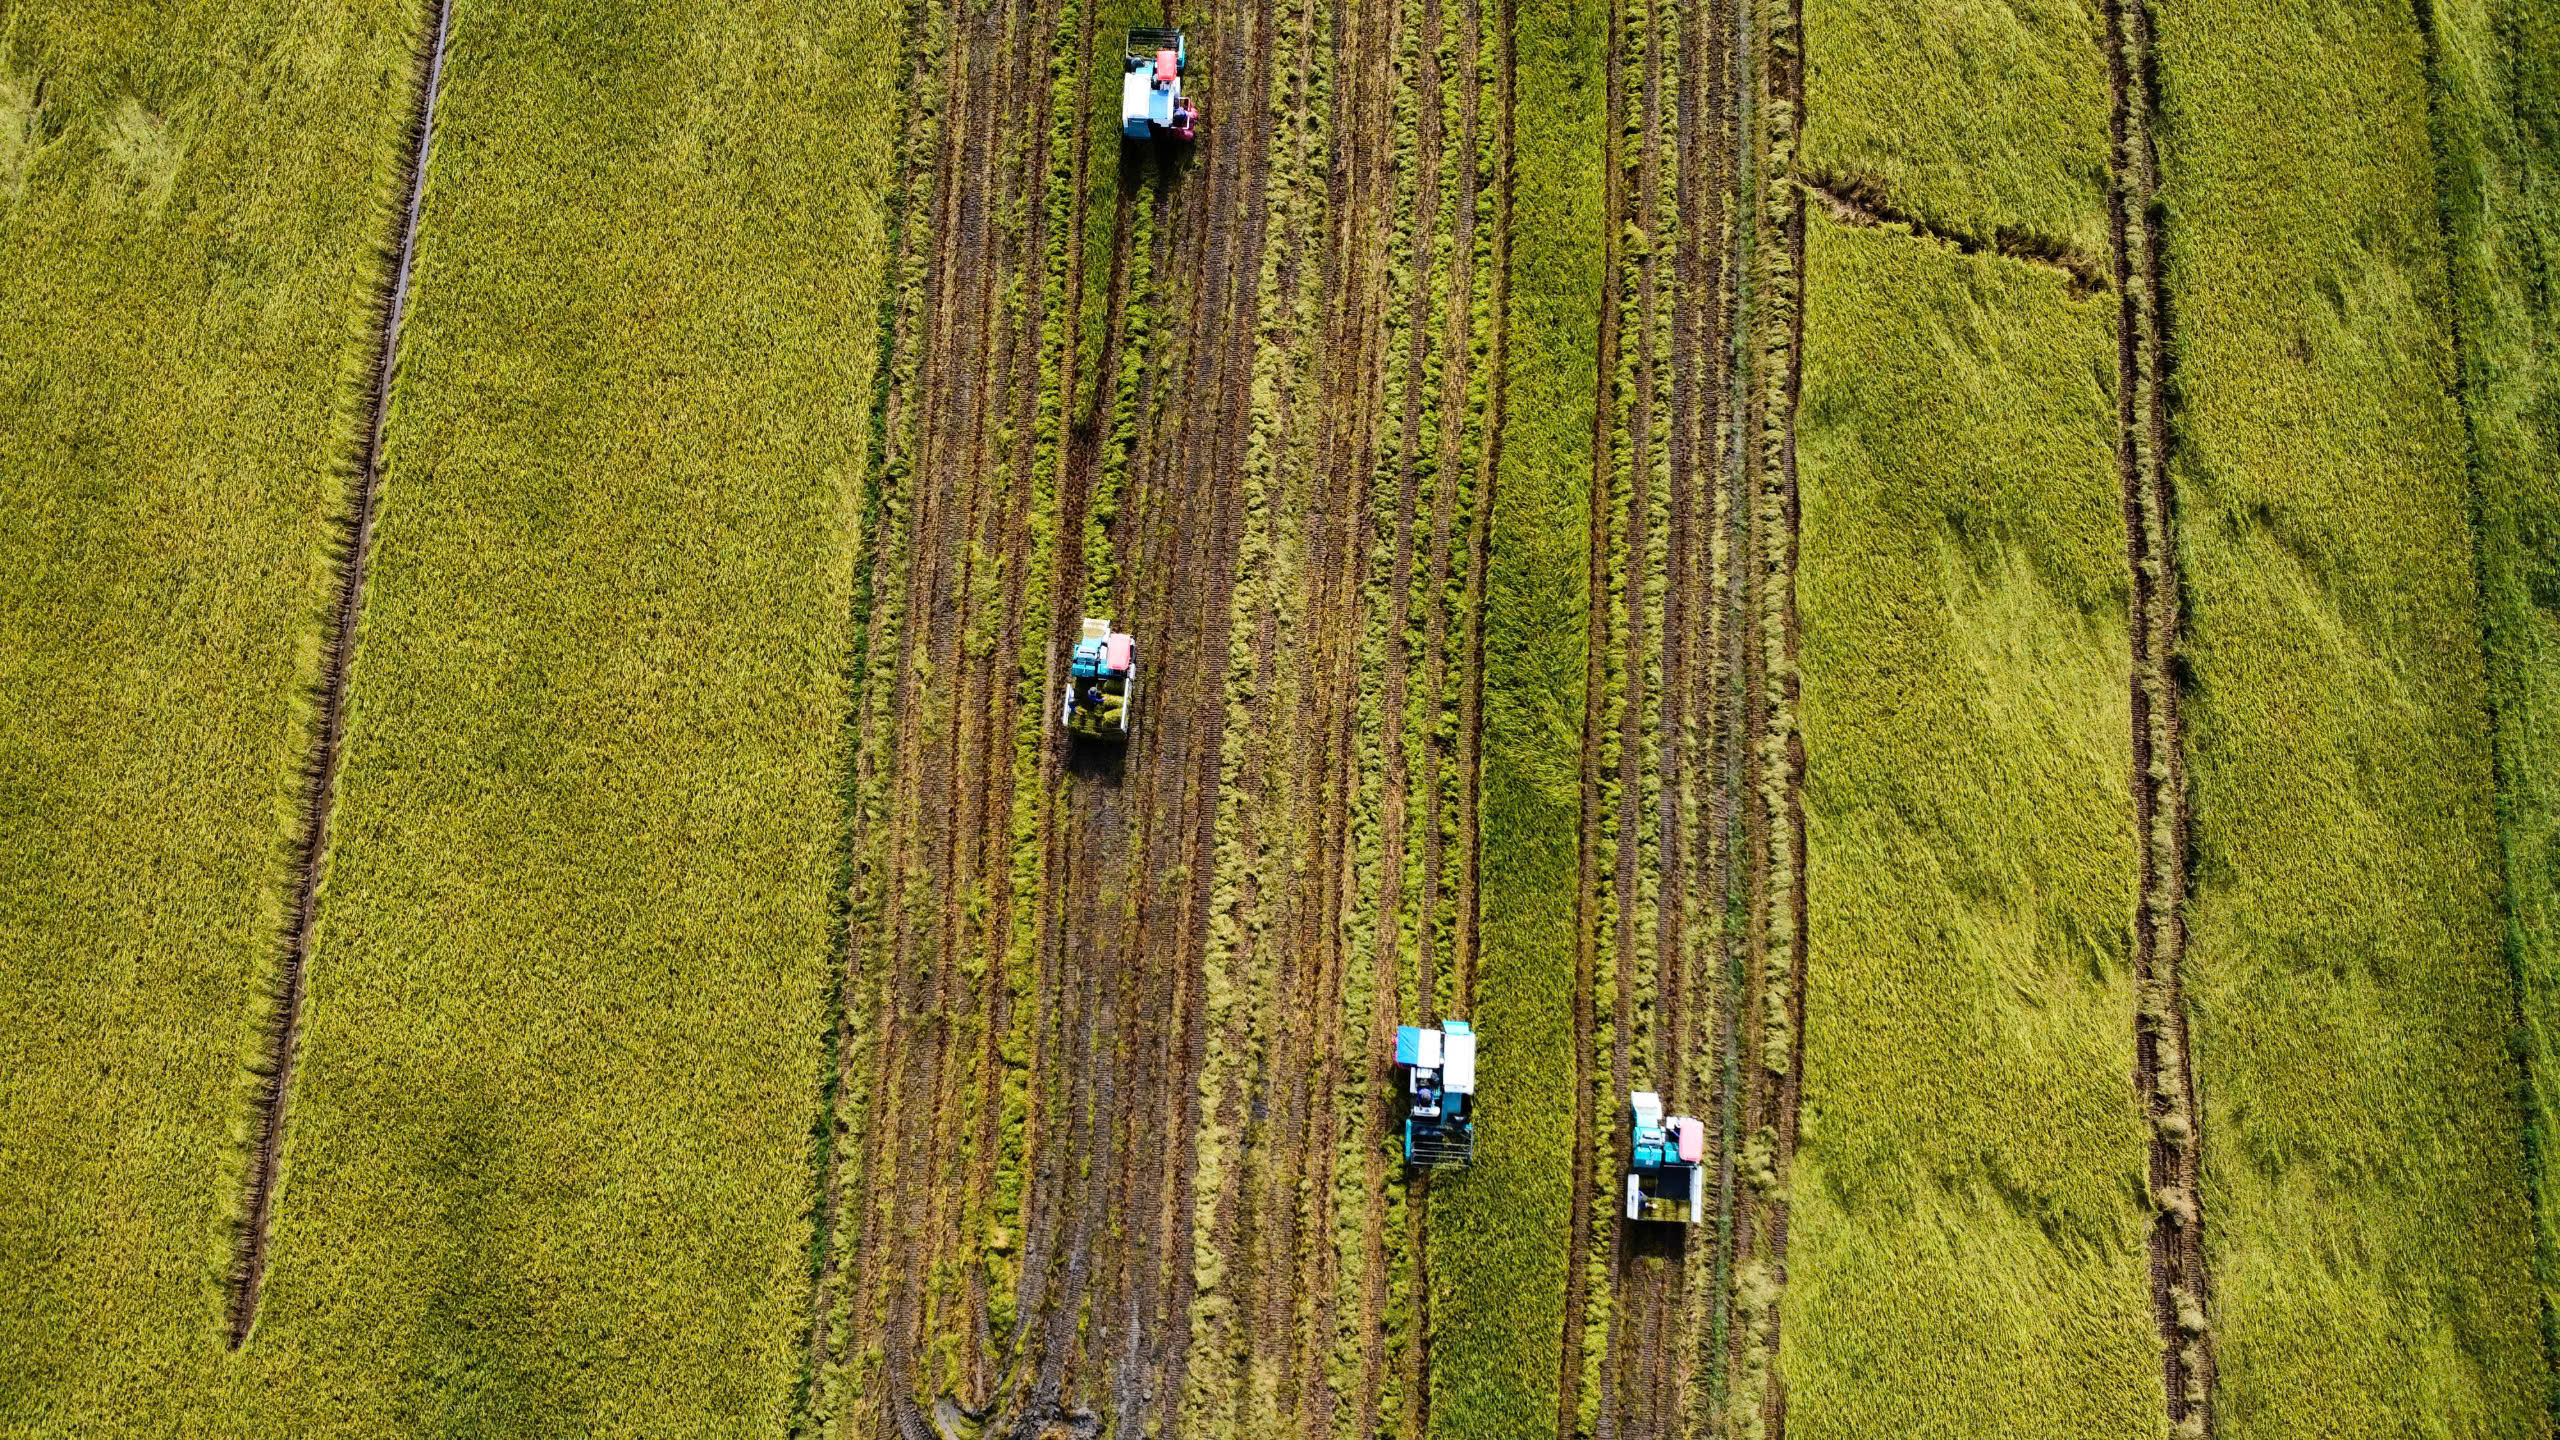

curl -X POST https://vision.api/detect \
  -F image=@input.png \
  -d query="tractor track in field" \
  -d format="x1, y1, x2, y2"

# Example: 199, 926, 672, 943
1582, 0, 1752, 1420
1571, 0, 1780, 1419
227, 0, 454, 1350
1282, 0, 1405, 1424
2107, 0, 2213, 1427
1353, 0, 1458, 1423
812, 0, 1502, 1426
861, 0, 1032, 1421
1403, 0, 1494, 1414
815, 0, 1081, 1428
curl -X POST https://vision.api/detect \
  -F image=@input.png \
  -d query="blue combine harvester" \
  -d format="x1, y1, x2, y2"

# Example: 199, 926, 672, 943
1120, 28, 1197, 141
1625, 1091, 1704, 1224
1394, 1021, 1476, 1168
1062, 617, 1136, 740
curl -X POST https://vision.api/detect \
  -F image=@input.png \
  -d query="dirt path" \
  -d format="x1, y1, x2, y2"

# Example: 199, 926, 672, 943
227, 0, 457, 1350
2107, 0, 2214, 1427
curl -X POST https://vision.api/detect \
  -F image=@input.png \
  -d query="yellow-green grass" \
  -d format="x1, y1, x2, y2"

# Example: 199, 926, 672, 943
2428, 0, 2560, 1409
2154, 0, 2546, 1429
1782, 214, 2162, 1437
204, 0, 897, 1429
0, 1, 412, 1424
1428, 0, 1606, 1428
1798, 0, 2110, 258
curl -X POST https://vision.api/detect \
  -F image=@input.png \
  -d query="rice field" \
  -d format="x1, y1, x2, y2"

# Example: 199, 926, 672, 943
0, 1, 414, 1424
2154, 0, 2546, 1430
1, 0, 2551, 1432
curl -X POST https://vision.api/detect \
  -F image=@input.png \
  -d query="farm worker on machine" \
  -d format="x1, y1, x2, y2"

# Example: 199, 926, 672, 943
1625, 1091, 1704, 1224
1062, 617, 1137, 740
1121, 27, 1197, 141
1394, 1020, 1476, 1167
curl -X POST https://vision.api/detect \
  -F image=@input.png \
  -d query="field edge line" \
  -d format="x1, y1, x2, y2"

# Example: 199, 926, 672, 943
221, 0, 457, 1353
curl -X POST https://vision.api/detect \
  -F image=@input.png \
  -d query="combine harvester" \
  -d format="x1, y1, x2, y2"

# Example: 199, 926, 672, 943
1062, 617, 1136, 741
1394, 1020, 1476, 1167
1625, 1091, 1705, 1224
1120, 27, 1199, 141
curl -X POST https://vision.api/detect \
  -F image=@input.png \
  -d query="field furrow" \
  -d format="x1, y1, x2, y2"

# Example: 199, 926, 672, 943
224, 0, 456, 1350
1557, 0, 1756, 1425
808, 0, 1506, 1428
2104, 0, 2214, 1426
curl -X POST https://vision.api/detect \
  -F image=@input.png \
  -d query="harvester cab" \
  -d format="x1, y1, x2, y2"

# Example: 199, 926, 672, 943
1626, 1091, 1704, 1224
1121, 27, 1196, 140
1063, 617, 1137, 740
1394, 1021, 1476, 1168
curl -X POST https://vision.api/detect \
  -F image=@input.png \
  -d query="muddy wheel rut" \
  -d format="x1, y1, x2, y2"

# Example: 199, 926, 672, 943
802, 0, 1504, 1430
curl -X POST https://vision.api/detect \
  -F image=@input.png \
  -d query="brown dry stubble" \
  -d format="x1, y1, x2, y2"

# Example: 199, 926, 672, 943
1350, 0, 1486, 1423
823, 0, 1089, 1428
951, 0, 1077, 1395
1185, 0, 1331, 1422
1668, 0, 1742, 1423
1593, 0, 1712, 1422
1269, 0, 1403, 1421
1142, 0, 1290, 1431
1404, 0, 1498, 1418
1087, 2, 1280, 1422
858, 0, 1063, 1424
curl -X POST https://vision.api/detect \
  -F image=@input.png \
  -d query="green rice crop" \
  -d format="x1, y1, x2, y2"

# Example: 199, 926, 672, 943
1798, 0, 2110, 259
1782, 214, 2163, 1438
2154, 0, 2547, 1429
2425, 0, 2560, 1411
202, 0, 898, 1429
0, 1, 413, 1424
1428, 0, 1608, 1429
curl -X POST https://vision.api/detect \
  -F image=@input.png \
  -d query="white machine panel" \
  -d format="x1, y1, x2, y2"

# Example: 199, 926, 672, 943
1442, 1030, 1476, 1094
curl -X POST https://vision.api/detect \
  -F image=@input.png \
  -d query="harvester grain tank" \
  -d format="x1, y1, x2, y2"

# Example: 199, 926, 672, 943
1626, 1091, 1704, 1224
1394, 1020, 1476, 1167
1121, 27, 1198, 140
1063, 617, 1136, 739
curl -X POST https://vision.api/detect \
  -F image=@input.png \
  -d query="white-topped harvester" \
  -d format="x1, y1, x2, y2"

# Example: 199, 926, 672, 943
1120, 27, 1198, 141
1625, 1091, 1705, 1224
1394, 1020, 1476, 1167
